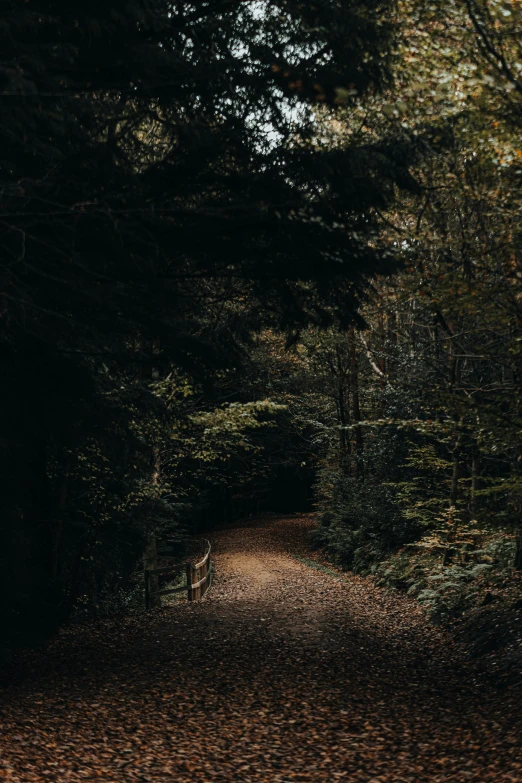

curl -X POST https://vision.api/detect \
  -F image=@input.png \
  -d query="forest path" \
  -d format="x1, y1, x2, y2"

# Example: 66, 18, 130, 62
1, 515, 521, 782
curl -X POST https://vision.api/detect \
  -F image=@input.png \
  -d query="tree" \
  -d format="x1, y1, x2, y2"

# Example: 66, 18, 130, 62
1, 0, 416, 642
305, 0, 522, 579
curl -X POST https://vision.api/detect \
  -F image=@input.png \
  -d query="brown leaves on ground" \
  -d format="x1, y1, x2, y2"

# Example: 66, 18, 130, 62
1, 515, 521, 782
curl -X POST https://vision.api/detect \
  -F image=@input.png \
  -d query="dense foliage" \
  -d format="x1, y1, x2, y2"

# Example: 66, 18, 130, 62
2, 0, 522, 651
1, 0, 413, 646
305, 0, 522, 622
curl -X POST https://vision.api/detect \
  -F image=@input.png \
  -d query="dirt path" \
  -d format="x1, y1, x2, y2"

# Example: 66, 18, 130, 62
1, 515, 521, 782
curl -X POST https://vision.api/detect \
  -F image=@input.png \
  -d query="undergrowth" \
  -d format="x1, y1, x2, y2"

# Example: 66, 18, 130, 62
374, 525, 519, 624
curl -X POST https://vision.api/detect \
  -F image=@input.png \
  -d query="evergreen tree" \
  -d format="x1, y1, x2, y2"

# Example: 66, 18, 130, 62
1, 0, 414, 641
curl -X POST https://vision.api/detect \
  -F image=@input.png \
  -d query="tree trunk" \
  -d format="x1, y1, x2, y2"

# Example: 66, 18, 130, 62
335, 346, 351, 475
144, 338, 163, 608
337, 380, 351, 474
145, 443, 162, 608
515, 528, 522, 570
52, 467, 68, 583
387, 309, 397, 381
470, 448, 480, 518
144, 530, 160, 607
349, 328, 364, 479
22, 440, 61, 632
450, 444, 460, 508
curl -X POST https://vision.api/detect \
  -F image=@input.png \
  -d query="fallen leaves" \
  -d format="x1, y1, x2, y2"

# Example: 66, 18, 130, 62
1, 516, 521, 782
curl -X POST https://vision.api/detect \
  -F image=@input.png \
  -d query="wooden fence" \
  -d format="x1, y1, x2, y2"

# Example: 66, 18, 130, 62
145, 539, 212, 609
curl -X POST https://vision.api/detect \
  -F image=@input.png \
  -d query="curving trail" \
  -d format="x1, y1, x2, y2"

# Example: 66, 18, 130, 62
1, 515, 521, 782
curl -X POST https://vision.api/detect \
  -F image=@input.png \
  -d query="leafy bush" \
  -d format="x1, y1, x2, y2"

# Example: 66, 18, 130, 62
375, 530, 517, 623
72, 580, 146, 622
312, 468, 421, 572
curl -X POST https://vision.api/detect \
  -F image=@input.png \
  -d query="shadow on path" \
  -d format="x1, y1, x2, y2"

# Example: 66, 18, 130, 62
1, 515, 520, 782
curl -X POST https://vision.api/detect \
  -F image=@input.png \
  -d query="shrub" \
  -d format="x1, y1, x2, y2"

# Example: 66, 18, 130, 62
312, 468, 421, 573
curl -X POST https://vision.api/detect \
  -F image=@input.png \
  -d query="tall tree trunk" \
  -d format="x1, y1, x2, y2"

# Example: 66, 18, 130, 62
144, 529, 160, 606
52, 458, 69, 583
470, 447, 480, 518
450, 443, 460, 508
145, 445, 161, 607
144, 341, 162, 607
335, 347, 351, 475
444, 452, 461, 568
23, 440, 60, 632
377, 308, 386, 375
515, 528, 522, 570
337, 380, 351, 474
349, 328, 364, 479
387, 309, 397, 382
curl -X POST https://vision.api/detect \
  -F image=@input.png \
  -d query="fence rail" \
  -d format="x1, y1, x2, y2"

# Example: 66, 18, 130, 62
145, 539, 212, 609
186, 543, 212, 601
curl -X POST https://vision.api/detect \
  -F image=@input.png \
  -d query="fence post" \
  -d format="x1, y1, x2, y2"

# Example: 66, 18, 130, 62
186, 562, 193, 602
201, 559, 208, 598
196, 565, 201, 601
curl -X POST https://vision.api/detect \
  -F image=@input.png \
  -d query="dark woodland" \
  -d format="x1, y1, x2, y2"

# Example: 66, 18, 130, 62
1, 1, 522, 781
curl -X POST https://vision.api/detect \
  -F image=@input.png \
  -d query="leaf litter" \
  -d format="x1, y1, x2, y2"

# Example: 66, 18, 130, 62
0, 515, 521, 782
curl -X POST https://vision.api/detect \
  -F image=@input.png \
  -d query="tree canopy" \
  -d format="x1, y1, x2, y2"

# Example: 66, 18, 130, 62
1, 0, 417, 641
1, 0, 522, 650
